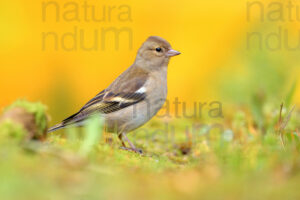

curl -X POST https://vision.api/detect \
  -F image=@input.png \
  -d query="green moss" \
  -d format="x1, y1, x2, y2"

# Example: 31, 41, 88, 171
4, 99, 48, 135
0, 120, 27, 142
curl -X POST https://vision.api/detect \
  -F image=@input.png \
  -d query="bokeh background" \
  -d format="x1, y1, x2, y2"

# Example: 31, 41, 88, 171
0, 0, 299, 122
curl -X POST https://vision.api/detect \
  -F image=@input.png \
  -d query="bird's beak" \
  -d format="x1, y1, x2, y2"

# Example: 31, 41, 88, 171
166, 49, 181, 57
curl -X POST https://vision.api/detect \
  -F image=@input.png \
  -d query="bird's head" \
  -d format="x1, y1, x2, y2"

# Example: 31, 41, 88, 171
135, 36, 180, 69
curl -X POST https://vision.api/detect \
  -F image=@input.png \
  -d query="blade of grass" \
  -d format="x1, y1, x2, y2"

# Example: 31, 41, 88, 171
280, 105, 295, 131
79, 115, 104, 156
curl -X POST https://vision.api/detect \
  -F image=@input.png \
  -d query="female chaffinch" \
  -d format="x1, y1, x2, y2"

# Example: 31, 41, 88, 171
48, 36, 180, 153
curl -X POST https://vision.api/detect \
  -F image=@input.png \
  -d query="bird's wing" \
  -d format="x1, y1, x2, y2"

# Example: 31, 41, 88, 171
61, 76, 148, 126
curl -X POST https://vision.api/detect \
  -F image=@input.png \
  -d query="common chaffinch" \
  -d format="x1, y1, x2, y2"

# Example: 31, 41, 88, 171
48, 36, 180, 153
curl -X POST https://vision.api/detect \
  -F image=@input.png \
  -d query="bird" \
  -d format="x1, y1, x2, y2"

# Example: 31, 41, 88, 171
48, 36, 181, 153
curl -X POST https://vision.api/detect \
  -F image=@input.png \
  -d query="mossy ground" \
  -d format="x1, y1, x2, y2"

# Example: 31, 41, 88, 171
0, 103, 299, 200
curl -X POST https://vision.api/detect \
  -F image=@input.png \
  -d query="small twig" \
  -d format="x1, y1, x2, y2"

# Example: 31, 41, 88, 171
279, 136, 285, 150
278, 103, 283, 124
280, 105, 295, 131
277, 103, 285, 149
277, 104, 296, 150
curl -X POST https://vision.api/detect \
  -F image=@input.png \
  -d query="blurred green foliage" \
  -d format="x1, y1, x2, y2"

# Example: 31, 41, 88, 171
0, 104, 299, 200
4, 99, 48, 135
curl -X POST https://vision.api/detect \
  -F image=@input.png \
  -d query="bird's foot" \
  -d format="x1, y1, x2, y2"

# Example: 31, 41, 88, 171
119, 146, 143, 154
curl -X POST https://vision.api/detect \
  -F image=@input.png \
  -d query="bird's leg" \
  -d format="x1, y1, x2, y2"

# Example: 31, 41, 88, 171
118, 132, 143, 154
121, 132, 136, 149
118, 133, 127, 147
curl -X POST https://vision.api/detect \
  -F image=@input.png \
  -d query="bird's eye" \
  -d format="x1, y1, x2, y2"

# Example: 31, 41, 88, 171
155, 47, 162, 52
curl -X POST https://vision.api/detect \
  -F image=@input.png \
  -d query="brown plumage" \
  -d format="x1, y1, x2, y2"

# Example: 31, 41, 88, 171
48, 36, 180, 153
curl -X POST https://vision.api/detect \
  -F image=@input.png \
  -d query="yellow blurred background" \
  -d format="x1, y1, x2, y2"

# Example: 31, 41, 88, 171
0, 0, 299, 122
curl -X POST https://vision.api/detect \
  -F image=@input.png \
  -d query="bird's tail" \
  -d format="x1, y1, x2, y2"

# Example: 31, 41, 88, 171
47, 123, 65, 133
47, 112, 83, 133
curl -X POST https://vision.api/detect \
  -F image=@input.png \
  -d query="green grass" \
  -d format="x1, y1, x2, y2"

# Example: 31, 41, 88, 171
0, 102, 299, 200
